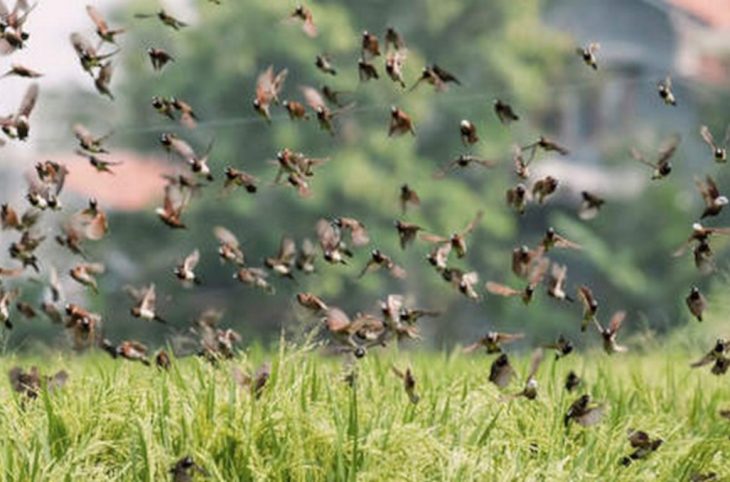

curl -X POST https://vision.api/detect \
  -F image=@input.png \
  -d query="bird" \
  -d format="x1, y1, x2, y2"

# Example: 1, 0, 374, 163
459, 120, 479, 145
541, 227, 582, 252
531, 176, 559, 204
385, 49, 407, 88
1, 63, 42, 78
546, 263, 573, 302
174, 249, 201, 285
578, 191, 605, 220
695, 175, 728, 219
332, 217, 370, 247
434, 155, 497, 179
75, 150, 122, 175
69, 262, 105, 293
421, 210, 483, 261
214, 226, 245, 266
147, 48, 174, 71
0, 82, 38, 141
564, 371, 582, 392
577, 285, 599, 332
489, 353, 515, 389
169, 456, 209, 482
392, 365, 420, 404
388, 106, 415, 137
410, 64, 460, 92
126, 284, 166, 324
543, 334, 574, 360
264, 237, 297, 279
564, 394, 605, 428
134, 9, 188, 30
288, 4, 317, 38
576, 42, 600, 70
506, 183, 529, 215
690, 338, 729, 375
361, 30, 381, 59
620, 430, 663, 466
511, 245, 545, 279
8, 366, 68, 399
657, 75, 676, 106
399, 184, 420, 213
234, 267, 274, 294
86, 5, 125, 44
507, 349, 544, 400
593, 311, 628, 354
493, 99, 519, 125
156, 183, 191, 229
699, 125, 728, 163
442, 268, 481, 301
685, 286, 706, 322
296, 292, 328, 314
232, 362, 271, 399
223, 167, 258, 194
631, 134, 681, 180
357, 57, 379, 82
358, 249, 406, 279
485, 256, 550, 305
394, 220, 423, 250
0, 287, 20, 329
315, 54, 337, 76
463, 331, 525, 354
521, 135, 570, 161
74, 123, 112, 154
253, 66, 288, 122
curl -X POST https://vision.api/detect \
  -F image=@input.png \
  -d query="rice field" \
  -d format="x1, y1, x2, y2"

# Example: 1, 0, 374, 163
1, 342, 728, 482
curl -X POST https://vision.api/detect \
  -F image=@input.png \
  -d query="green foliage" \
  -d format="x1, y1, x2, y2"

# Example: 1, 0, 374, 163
0, 346, 729, 480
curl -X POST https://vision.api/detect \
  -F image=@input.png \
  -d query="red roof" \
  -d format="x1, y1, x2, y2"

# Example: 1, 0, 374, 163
56, 151, 172, 211
669, 0, 730, 28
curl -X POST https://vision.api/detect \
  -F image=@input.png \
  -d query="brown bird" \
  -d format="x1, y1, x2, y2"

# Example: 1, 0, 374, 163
289, 4, 317, 38
265, 236, 297, 279
8, 366, 68, 399
594, 311, 628, 354
315, 54, 337, 76
541, 227, 582, 252
521, 135, 570, 161
692, 238, 715, 275
1, 203, 38, 231
74, 123, 112, 154
316, 219, 352, 265
399, 184, 420, 213
69, 262, 105, 293
174, 249, 201, 285
253, 66, 288, 122
15, 301, 36, 319
532, 176, 559, 204
107, 340, 151, 366
434, 155, 497, 179
9, 231, 44, 271
282, 99, 310, 121
620, 430, 663, 466
511, 245, 545, 279
169, 456, 209, 482
86, 5, 124, 44
126, 284, 166, 323
361, 30, 381, 59
357, 58, 379, 82
322, 307, 384, 357
565, 371, 582, 392
147, 47, 174, 71
578, 191, 605, 220
673, 222, 730, 259
690, 338, 729, 375
0, 287, 20, 329
214, 226, 245, 266
0, 0, 34, 53
564, 394, 605, 428
385, 49, 407, 88
223, 167, 257, 194
631, 134, 680, 180
64, 303, 103, 350
685, 286, 706, 322
506, 183, 529, 215
392, 365, 420, 404
494, 99, 519, 125
459, 119, 478, 145
388, 106, 415, 137
69, 198, 108, 242
358, 249, 406, 279
489, 353, 515, 389
156, 183, 190, 229
508, 349, 544, 400
296, 292, 328, 314
546, 263, 573, 302
700, 125, 728, 163
155, 350, 171, 371
486, 256, 550, 305
70, 32, 118, 74
295, 238, 317, 274
421, 210, 483, 260
134, 9, 187, 30
657, 75, 676, 106
543, 334, 575, 360
1, 63, 42, 78
394, 220, 423, 250
171, 97, 198, 128
512, 145, 531, 180
576, 42, 600, 70
410, 64, 460, 92
442, 268, 481, 301
384, 27, 405, 51
0, 82, 38, 141
232, 362, 271, 399
333, 217, 370, 247
577, 285, 599, 332
464, 331, 525, 354
695, 175, 728, 219
94, 69, 114, 99
300, 85, 352, 135
75, 150, 122, 175
234, 267, 274, 294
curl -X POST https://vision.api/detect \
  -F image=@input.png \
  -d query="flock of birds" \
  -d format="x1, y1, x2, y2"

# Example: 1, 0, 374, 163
1, 2, 730, 479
